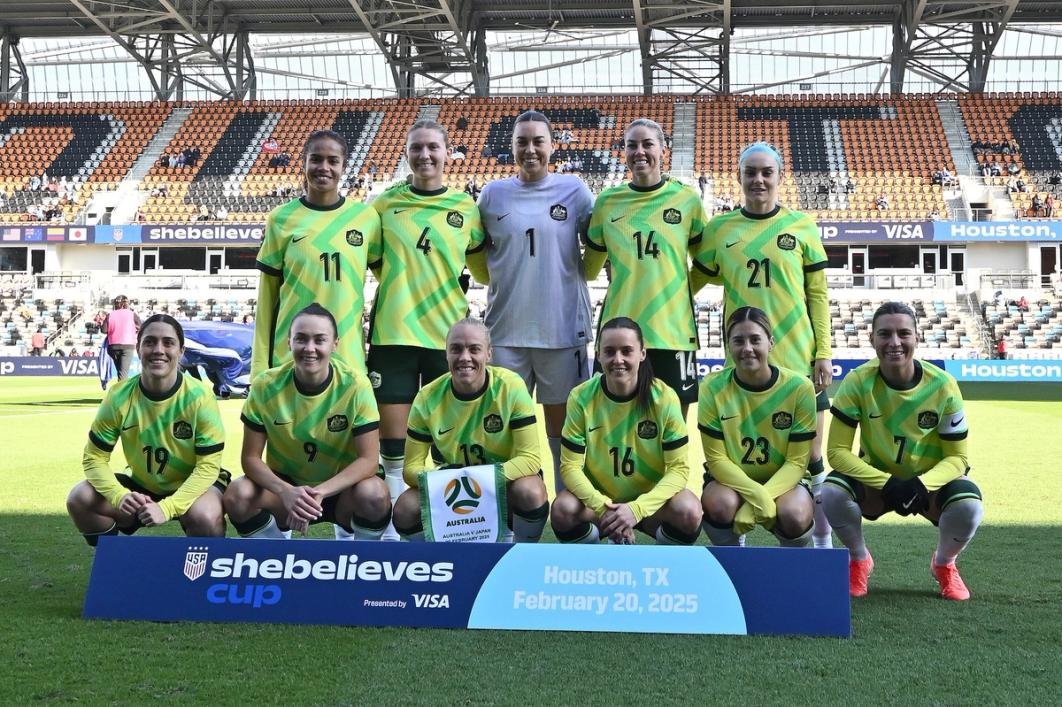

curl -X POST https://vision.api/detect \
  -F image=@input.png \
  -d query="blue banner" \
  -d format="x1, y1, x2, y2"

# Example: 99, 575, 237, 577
945, 359, 1062, 382
934, 221, 1062, 241
819, 221, 933, 242
93, 225, 142, 244
84, 537, 851, 637
0, 357, 99, 376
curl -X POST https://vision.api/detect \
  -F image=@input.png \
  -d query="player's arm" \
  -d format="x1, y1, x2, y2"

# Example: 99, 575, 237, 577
465, 247, 489, 285
403, 430, 434, 487
502, 417, 541, 480
762, 438, 812, 500
82, 436, 127, 510
240, 420, 322, 523
252, 263, 281, 380
689, 260, 722, 292
582, 207, 608, 280
919, 405, 970, 491
559, 395, 610, 515
825, 411, 892, 489
157, 447, 223, 520
688, 200, 722, 291
315, 425, 381, 498
626, 440, 690, 522
700, 430, 776, 524
806, 266, 833, 388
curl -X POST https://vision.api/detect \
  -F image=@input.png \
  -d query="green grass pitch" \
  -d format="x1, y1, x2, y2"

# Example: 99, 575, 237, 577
1, 376, 1060, 704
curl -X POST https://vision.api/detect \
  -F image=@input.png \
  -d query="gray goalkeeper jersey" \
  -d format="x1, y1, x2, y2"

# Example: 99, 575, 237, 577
477, 173, 594, 348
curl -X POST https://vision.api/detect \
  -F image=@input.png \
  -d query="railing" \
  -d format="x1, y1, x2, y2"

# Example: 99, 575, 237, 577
825, 273, 956, 289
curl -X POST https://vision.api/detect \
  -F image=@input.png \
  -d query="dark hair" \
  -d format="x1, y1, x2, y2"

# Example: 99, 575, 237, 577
137, 313, 185, 348
303, 129, 349, 165
599, 317, 655, 415
291, 302, 338, 338
725, 306, 773, 342
407, 119, 448, 148
871, 301, 918, 331
514, 110, 553, 134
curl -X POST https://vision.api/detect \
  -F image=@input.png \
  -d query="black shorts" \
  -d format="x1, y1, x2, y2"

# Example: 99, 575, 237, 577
367, 344, 449, 404
824, 471, 982, 522
815, 389, 830, 412
114, 469, 230, 533
594, 348, 698, 404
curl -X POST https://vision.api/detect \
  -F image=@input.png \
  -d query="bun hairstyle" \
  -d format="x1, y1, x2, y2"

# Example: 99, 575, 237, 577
725, 306, 773, 342
599, 316, 654, 415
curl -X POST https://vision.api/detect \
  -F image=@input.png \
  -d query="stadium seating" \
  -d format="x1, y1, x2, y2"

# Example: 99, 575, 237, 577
982, 296, 1062, 353
0, 285, 83, 353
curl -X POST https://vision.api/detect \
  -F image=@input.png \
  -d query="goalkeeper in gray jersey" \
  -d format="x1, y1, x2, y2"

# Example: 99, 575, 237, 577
467, 110, 594, 497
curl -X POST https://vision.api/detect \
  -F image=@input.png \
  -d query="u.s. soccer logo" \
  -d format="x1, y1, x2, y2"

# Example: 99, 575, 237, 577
184, 546, 209, 581
444, 476, 482, 515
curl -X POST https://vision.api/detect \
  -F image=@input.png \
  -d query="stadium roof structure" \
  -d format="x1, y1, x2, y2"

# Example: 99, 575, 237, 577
1, 0, 1060, 99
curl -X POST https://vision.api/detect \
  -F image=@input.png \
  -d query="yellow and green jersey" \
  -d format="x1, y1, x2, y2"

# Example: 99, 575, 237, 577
696, 205, 830, 375
586, 178, 708, 351
86, 373, 225, 516
369, 184, 486, 349
830, 359, 968, 478
241, 360, 380, 485
698, 365, 817, 483
561, 375, 689, 516
406, 365, 539, 483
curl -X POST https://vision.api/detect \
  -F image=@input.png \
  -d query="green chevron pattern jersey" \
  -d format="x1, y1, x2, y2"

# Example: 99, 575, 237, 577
88, 374, 225, 495
830, 359, 968, 478
254, 196, 382, 375
696, 206, 829, 375
562, 375, 688, 503
407, 365, 537, 469
586, 179, 708, 350
369, 184, 486, 349
241, 360, 380, 485
698, 365, 817, 483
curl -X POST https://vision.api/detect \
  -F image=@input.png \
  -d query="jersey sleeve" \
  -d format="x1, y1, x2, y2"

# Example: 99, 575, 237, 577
919, 377, 970, 491
687, 191, 709, 252
690, 218, 721, 289
560, 389, 610, 516
828, 374, 862, 428
790, 378, 818, 443
696, 377, 722, 440
83, 388, 125, 509
350, 378, 381, 437
257, 210, 286, 275
240, 377, 268, 433
404, 392, 434, 485
365, 208, 384, 270
156, 388, 226, 519
88, 384, 122, 451
406, 392, 432, 443
583, 193, 609, 279
465, 200, 486, 254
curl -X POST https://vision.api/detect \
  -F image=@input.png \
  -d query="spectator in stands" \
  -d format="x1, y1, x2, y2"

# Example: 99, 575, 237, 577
82, 348, 94, 357
1008, 138, 1020, 154
214, 205, 228, 221
268, 155, 279, 168
1018, 295, 1029, 312
50, 347, 65, 358
698, 173, 708, 200
30, 328, 45, 356
928, 208, 941, 220
996, 336, 1008, 360
1007, 177, 1018, 193
449, 145, 465, 160
29, 175, 42, 191
1046, 194, 1055, 218
241, 314, 254, 325
1032, 194, 1044, 217
980, 163, 992, 178
1050, 172, 1062, 186
168, 154, 178, 168
845, 177, 855, 193
991, 161, 1002, 177
932, 170, 942, 185
158, 153, 170, 168
456, 116, 468, 131
1007, 162, 1021, 176
1017, 177, 1027, 192
68, 347, 79, 357
198, 204, 210, 221
103, 295, 141, 380
875, 194, 889, 210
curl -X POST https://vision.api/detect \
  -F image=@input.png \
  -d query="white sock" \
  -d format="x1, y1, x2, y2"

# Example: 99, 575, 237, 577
775, 523, 814, 548
703, 520, 742, 546
334, 524, 355, 540
350, 522, 386, 541
654, 524, 698, 545
821, 483, 867, 560
244, 515, 287, 540
381, 458, 405, 542
935, 499, 984, 566
811, 471, 833, 548
513, 502, 549, 543
566, 523, 600, 544
547, 437, 564, 494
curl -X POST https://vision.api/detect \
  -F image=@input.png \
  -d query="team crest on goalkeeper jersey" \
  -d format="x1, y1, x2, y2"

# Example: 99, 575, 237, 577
172, 420, 192, 439
637, 420, 659, 439
663, 208, 682, 224
483, 413, 503, 433
345, 229, 363, 246
550, 204, 568, 221
772, 411, 793, 429
777, 233, 797, 251
447, 211, 464, 228
327, 414, 349, 432
183, 546, 208, 581
917, 411, 940, 429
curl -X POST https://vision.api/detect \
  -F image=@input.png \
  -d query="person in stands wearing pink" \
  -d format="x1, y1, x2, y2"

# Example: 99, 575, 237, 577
30, 328, 46, 356
103, 295, 141, 380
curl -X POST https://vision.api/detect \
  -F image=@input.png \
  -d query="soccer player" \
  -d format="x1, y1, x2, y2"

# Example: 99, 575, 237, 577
822, 302, 984, 600
551, 317, 702, 545
392, 318, 549, 542
67, 314, 226, 545
367, 120, 486, 539
226, 304, 391, 540
692, 142, 834, 548
584, 118, 709, 414
468, 110, 594, 494
699, 307, 817, 548
252, 129, 382, 378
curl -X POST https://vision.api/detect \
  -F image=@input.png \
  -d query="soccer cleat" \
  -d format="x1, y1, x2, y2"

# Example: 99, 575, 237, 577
849, 551, 874, 597
931, 559, 971, 601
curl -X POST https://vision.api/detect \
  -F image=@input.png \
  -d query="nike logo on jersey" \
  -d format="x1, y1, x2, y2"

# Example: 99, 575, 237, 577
291, 235, 308, 243
610, 215, 624, 223
720, 415, 737, 421
681, 383, 695, 391
588, 425, 603, 433
497, 213, 510, 221
951, 416, 965, 427
273, 419, 292, 425
438, 427, 454, 435
121, 423, 138, 431
869, 413, 882, 419
725, 241, 739, 248
393, 209, 407, 214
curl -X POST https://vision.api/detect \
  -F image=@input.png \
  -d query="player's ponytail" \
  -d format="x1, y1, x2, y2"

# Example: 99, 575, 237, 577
600, 317, 655, 415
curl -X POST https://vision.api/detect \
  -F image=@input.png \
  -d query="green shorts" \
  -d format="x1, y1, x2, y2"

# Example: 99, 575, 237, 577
367, 344, 449, 404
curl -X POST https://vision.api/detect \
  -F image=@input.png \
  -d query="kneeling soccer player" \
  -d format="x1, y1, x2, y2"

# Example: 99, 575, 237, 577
67, 314, 227, 545
699, 307, 817, 548
823, 302, 984, 600
226, 304, 391, 540
392, 318, 549, 542
551, 317, 702, 545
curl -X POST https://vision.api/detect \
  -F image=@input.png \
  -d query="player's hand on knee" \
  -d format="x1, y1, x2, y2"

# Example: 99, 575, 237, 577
118, 492, 149, 516
882, 475, 929, 516
600, 502, 636, 540
281, 484, 323, 523
137, 500, 167, 527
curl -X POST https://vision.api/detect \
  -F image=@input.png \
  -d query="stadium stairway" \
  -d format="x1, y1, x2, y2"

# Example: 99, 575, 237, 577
395, 103, 442, 181
670, 101, 696, 179
106, 106, 195, 225
936, 99, 978, 175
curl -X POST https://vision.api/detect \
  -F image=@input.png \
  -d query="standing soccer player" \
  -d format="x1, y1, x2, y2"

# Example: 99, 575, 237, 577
468, 110, 594, 494
393, 319, 549, 542
227, 304, 391, 540
692, 142, 834, 547
822, 302, 983, 599
551, 318, 702, 545
367, 120, 486, 539
585, 119, 708, 415
252, 129, 382, 378
699, 307, 817, 547
67, 315, 227, 545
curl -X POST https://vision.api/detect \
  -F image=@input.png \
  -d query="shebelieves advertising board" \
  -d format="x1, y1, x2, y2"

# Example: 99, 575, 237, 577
85, 537, 851, 637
